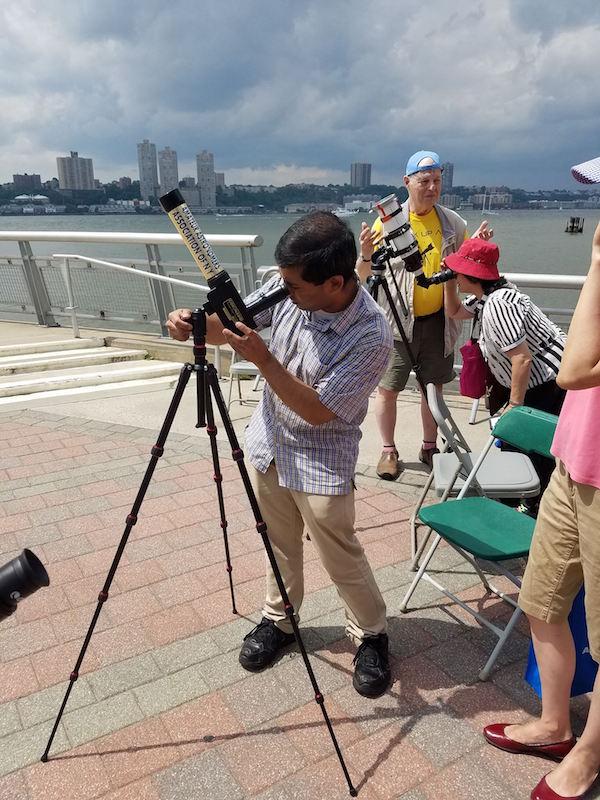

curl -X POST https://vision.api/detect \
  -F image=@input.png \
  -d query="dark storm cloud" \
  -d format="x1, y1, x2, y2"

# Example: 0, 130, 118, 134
0, 0, 598, 188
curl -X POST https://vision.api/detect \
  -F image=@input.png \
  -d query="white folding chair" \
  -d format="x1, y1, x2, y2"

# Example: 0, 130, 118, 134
410, 384, 540, 568
226, 329, 270, 410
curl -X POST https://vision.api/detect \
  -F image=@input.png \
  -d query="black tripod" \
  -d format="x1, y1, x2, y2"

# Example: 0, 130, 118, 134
41, 307, 358, 796
367, 253, 426, 396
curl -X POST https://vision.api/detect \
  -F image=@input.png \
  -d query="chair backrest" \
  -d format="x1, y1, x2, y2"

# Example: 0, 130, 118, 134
426, 383, 485, 491
492, 406, 558, 460
426, 384, 472, 456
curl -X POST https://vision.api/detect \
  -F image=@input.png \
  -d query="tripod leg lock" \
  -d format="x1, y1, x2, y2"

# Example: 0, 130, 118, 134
231, 448, 244, 462
98, 590, 108, 602
126, 513, 138, 526
314, 692, 324, 704
151, 445, 164, 457
256, 521, 267, 534
207, 425, 217, 436
70, 671, 79, 681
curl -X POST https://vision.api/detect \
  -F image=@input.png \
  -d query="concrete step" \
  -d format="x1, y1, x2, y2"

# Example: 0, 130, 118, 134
0, 360, 183, 398
0, 337, 105, 357
0, 347, 148, 376
0, 374, 181, 409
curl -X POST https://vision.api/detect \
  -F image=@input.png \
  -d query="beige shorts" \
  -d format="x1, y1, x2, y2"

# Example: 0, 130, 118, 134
519, 459, 600, 661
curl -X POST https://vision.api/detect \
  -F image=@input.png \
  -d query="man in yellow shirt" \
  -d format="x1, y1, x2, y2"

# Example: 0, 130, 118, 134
357, 151, 491, 478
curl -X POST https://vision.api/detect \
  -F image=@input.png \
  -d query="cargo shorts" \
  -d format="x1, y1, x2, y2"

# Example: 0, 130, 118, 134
519, 459, 600, 661
378, 309, 455, 393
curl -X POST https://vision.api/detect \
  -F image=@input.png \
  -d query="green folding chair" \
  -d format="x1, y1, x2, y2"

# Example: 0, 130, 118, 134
399, 405, 558, 680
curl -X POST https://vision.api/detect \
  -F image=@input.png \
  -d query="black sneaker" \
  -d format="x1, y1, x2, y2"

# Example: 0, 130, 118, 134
238, 617, 296, 671
352, 633, 391, 697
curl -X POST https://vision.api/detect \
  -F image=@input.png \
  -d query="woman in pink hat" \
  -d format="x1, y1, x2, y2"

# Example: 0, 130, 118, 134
444, 238, 566, 509
444, 238, 566, 420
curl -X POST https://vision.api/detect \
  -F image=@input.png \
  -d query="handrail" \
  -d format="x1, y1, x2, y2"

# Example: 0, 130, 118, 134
504, 272, 584, 289
0, 230, 263, 248
53, 254, 208, 292
52, 253, 222, 375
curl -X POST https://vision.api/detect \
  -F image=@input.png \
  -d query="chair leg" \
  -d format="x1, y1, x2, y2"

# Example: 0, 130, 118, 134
478, 607, 523, 681
399, 533, 442, 612
226, 371, 234, 410
410, 471, 435, 564
469, 397, 480, 424
411, 526, 435, 572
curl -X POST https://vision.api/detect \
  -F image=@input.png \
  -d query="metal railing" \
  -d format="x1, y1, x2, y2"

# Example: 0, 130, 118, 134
0, 230, 263, 336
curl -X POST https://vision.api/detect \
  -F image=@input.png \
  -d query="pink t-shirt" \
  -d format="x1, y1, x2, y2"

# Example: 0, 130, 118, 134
552, 385, 600, 490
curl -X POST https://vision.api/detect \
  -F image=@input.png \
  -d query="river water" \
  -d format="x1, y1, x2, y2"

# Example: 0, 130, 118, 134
0, 209, 597, 316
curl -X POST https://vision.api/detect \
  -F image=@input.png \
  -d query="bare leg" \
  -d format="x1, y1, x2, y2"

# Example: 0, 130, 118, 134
505, 615, 574, 744
544, 671, 600, 797
374, 386, 399, 447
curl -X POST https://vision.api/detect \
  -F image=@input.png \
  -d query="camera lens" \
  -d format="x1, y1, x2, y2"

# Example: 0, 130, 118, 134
0, 549, 49, 622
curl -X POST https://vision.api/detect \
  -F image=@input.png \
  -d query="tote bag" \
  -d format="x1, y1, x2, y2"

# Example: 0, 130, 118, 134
459, 339, 488, 399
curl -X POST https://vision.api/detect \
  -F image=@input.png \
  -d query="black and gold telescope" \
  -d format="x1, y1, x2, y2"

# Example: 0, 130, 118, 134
160, 189, 288, 331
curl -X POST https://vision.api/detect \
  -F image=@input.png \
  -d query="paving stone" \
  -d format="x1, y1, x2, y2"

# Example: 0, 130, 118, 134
0, 771, 30, 800
87, 653, 163, 700
23, 742, 111, 800
63, 692, 144, 748
154, 749, 244, 800
196, 650, 249, 692
152, 630, 221, 674
17, 677, 95, 728
220, 669, 305, 730
204, 614, 259, 653
0, 701, 21, 737
132, 665, 210, 716
405, 706, 482, 767
0, 720, 69, 777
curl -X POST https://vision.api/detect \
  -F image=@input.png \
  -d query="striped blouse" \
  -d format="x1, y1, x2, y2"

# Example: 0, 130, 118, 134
463, 286, 566, 389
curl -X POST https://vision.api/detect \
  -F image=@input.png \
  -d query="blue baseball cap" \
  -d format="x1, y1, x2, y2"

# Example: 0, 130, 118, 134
405, 150, 442, 176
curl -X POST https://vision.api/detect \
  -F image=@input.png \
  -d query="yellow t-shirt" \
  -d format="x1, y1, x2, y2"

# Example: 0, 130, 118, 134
371, 208, 444, 317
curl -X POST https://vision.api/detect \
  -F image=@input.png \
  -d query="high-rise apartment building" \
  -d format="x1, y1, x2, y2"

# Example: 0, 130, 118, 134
13, 173, 42, 190
158, 146, 179, 194
215, 172, 225, 188
196, 150, 216, 209
441, 162, 454, 194
350, 162, 372, 188
137, 139, 159, 201
56, 151, 95, 190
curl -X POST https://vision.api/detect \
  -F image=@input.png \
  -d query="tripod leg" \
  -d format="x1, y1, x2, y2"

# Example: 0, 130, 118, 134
201, 369, 238, 614
205, 364, 357, 796
41, 364, 193, 762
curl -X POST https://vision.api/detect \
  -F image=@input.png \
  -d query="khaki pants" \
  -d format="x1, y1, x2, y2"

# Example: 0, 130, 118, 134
249, 463, 387, 642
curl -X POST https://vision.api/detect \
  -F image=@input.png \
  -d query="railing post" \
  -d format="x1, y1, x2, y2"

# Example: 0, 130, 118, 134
18, 241, 58, 326
59, 257, 80, 338
146, 244, 174, 337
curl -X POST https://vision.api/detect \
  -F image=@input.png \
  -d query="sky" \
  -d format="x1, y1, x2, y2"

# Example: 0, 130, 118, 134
1, 0, 599, 190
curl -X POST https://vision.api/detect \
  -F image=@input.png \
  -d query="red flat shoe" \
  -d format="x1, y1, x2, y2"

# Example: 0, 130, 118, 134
483, 723, 576, 761
531, 775, 587, 800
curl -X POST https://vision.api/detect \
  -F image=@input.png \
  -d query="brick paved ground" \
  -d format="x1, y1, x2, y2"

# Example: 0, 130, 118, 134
0, 409, 597, 800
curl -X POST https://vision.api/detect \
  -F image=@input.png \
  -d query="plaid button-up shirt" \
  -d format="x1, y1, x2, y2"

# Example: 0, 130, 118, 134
243, 276, 393, 495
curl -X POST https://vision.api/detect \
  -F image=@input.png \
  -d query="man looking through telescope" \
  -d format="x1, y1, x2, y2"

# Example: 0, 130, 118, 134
168, 211, 394, 698
357, 150, 493, 479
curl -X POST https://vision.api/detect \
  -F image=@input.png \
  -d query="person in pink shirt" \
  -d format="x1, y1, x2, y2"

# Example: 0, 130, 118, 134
483, 156, 600, 800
